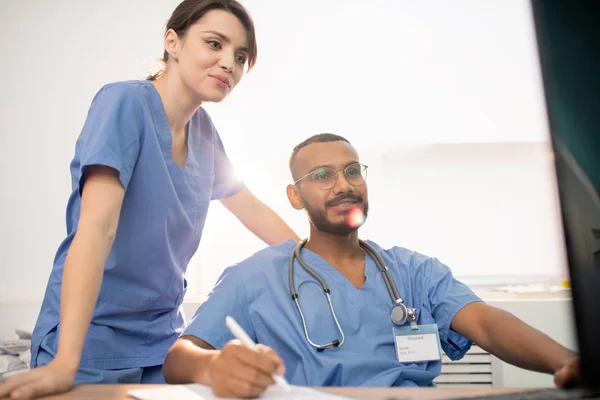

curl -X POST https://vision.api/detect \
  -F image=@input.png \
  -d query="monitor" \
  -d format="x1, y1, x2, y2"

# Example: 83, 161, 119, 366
531, 0, 600, 390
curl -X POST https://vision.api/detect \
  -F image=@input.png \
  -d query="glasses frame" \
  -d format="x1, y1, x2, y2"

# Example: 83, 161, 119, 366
293, 162, 369, 190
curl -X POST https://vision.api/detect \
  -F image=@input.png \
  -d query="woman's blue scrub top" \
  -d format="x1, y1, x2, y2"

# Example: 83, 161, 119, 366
30, 80, 244, 370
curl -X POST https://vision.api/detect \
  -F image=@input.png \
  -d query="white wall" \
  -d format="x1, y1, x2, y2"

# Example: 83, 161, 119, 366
0, 0, 567, 317
0, 0, 180, 303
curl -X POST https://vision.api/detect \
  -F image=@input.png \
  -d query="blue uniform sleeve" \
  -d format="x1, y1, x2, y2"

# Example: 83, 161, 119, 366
76, 83, 144, 195
422, 257, 483, 360
183, 265, 255, 349
211, 130, 245, 200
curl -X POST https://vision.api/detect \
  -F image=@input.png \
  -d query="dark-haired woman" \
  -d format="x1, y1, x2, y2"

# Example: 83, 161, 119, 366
0, 1, 298, 398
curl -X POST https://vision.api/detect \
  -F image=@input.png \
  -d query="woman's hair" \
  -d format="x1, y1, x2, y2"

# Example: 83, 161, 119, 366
147, 0, 257, 81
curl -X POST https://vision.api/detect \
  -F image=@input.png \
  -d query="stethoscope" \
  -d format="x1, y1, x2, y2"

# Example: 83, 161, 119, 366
289, 239, 417, 352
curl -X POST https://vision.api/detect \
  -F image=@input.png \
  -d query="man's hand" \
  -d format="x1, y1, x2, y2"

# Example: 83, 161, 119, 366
208, 340, 285, 398
554, 357, 581, 388
0, 361, 76, 399
452, 303, 579, 380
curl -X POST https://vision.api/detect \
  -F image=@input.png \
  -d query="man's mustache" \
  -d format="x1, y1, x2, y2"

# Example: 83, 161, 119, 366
326, 194, 363, 208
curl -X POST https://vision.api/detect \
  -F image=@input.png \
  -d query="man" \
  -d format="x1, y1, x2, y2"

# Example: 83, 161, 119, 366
163, 134, 580, 398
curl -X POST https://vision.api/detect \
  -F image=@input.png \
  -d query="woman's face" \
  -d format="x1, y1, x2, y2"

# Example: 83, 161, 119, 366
167, 9, 250, 103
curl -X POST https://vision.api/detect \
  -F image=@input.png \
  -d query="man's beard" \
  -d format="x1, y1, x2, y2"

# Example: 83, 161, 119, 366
302, 193, 369, 236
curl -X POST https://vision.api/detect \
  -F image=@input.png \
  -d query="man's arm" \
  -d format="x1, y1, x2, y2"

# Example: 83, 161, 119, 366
451, 302, 579, 386
163, 261, 286, 398
221, 187, 300, 244
163, 336, 285, 398
163, 336, 218, 385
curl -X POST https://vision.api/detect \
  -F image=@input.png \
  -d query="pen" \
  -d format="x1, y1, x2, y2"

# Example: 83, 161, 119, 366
225, 315, 292, 394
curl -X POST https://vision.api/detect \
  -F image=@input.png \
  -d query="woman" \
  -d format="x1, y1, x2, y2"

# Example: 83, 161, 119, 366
0, 1, 299, 398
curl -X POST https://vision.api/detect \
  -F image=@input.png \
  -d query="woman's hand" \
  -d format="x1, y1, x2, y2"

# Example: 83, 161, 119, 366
0, 360, 77, 399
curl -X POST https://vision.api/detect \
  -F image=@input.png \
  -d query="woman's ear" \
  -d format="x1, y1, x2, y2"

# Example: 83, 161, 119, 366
164, 29, 181, 61
287, 184, 304, 210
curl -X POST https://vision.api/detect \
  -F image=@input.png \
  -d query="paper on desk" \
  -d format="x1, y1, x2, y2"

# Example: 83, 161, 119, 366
128, 383, 352, 400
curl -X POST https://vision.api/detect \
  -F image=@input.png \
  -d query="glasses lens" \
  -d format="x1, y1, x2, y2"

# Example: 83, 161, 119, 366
311, 167, 337, 189
345, 163, 367, 185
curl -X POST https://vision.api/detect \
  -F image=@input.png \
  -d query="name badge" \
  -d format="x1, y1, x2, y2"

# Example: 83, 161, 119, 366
393, 323, 442, 363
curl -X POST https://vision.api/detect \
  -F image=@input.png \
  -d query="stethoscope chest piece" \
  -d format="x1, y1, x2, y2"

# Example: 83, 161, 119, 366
391, 302, 417, 326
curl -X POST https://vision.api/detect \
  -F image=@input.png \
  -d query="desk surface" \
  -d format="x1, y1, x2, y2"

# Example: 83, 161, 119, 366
31, 384, 534, 400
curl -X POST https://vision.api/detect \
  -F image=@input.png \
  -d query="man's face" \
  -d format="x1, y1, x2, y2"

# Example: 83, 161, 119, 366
289, 141, 369, 235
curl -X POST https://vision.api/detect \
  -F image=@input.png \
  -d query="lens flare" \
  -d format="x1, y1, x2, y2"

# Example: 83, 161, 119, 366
347, 207, 365, 228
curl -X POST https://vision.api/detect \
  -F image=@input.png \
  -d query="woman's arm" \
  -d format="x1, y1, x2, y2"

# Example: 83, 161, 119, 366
56, 166, 125, 371
0, 165, 126, 400
220, 187, 300, 245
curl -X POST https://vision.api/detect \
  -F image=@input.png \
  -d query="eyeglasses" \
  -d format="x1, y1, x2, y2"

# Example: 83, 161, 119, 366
294, 162, 368, 190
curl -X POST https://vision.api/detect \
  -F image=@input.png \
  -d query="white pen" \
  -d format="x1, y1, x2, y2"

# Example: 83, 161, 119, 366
225, 315, 292, 394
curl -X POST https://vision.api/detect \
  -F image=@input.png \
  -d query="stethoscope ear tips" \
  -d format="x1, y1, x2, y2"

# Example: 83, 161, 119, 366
317, 347, 325, 352
332, 340, 340, 348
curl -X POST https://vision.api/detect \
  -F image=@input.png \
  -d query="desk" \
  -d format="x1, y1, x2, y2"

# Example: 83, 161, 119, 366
31, 384, 532, 399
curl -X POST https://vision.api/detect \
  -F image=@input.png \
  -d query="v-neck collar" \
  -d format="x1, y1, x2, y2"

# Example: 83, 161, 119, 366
143, 80, 194, 173
298, 246, 378, 291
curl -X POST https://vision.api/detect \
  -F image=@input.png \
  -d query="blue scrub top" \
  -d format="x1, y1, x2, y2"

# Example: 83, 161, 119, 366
31, 80, 244, 370
184, 240, 482, 387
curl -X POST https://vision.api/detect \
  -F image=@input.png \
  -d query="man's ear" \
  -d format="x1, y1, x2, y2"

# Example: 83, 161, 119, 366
287, 184, 304, 210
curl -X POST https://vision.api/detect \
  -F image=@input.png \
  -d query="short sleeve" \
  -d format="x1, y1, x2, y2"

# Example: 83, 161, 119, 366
76, 83, 144, 195
183, 265, 255, 349
422, 257, 483, 360
211, 130, 245, 200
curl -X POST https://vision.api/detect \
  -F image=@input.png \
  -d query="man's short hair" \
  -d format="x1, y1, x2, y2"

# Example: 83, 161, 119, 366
289, 133, 351, 181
